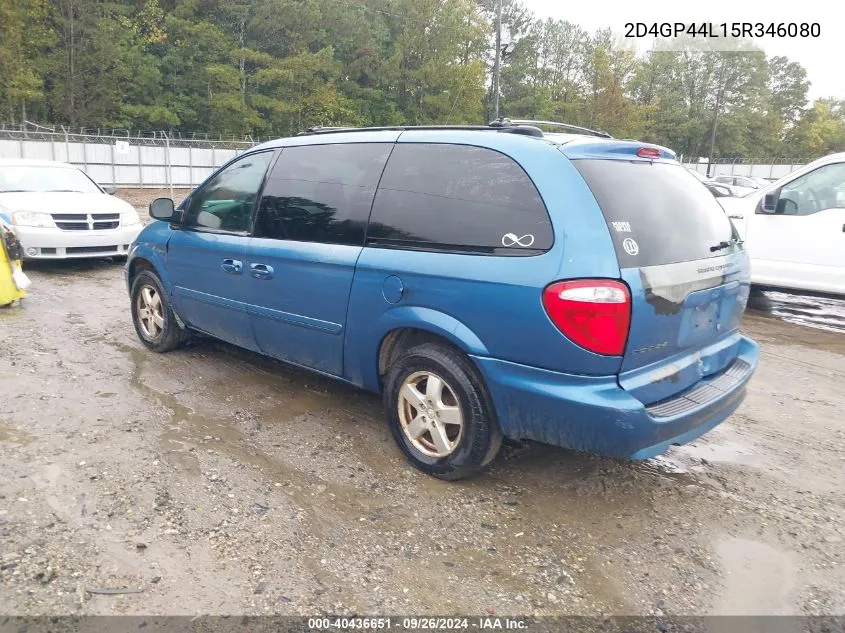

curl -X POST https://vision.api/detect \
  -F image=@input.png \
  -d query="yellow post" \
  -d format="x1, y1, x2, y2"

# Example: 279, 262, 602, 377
0, 221, 27, 307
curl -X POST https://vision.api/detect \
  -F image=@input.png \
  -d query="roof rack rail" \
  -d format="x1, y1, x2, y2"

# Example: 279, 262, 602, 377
297, 122, 545, 138
487, 118, 544, 137
507, 119, 613, 139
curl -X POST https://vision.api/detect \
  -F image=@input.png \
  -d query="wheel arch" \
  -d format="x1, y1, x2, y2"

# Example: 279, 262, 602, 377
367, 307, 490, 393
126, 244, 171, 295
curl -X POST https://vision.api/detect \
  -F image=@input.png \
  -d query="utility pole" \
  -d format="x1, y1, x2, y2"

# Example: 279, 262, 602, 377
706, 100, 721, 178
493, 0, 502, 119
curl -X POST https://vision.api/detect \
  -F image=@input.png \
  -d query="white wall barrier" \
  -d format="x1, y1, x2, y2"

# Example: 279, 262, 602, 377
0, 136, 251, 189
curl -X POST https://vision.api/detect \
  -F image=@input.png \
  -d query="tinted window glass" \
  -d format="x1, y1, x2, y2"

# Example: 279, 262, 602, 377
368, 144, 552, 254
777, 163, 845, 216
574, 159, 740, 268
184, 151, 274, 232
254, 143, 393, 245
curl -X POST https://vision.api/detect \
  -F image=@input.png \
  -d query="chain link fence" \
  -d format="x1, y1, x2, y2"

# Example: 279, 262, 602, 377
1, 122, 817, 190
0, 122, 265, 194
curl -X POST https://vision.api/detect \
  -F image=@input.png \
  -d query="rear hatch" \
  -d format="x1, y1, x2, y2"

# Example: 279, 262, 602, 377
570, 152, 750, 406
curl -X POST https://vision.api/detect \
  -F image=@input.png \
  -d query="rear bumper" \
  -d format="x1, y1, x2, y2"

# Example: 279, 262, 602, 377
15, 224, 143, 259
471, 335, 759, 459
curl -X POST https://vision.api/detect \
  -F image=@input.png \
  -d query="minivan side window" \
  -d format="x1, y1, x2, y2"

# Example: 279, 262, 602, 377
254, 143, 393, 246
367, 144, 553, 255
775, 163, 845, 216
183, 151, 275, 233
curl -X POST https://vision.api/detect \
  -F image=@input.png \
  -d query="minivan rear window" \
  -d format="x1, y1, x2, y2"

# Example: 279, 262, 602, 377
573, 160, 741, 269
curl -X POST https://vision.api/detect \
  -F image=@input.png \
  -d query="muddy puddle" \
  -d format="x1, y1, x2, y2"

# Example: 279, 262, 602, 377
748, 288, 845, 334
0, 422, 33, 445
111, 339, 393, 525
713, 537, 798, 615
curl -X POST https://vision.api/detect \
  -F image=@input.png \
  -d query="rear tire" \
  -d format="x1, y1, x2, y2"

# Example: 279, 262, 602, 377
130, 270, 188, 353
383, 342, 502, 480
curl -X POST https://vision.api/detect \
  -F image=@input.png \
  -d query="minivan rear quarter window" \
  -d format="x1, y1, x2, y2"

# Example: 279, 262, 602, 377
573, 159, 741, 269
367, 143, 553, 255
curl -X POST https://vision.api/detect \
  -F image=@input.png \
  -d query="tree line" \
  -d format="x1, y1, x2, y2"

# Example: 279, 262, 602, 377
1, 0, 843, 160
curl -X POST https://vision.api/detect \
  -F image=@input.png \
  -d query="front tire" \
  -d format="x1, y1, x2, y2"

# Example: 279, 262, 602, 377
130, 270, 187, 352
383, 342, 502, 480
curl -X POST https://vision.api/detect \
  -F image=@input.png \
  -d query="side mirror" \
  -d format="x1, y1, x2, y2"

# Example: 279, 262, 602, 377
103, 186, 117, 195
758, 191, 779, 214
149, 197, 176, 221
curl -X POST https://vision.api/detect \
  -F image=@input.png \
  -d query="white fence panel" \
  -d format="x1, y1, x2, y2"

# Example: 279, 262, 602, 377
139, 145, 167, 165
170, 166, 193, 186
192, 167, 216, 183
193, 148, 216, 166
67, 143, 87, 163
1, 134, 815, 189
115, 165, 142, 186
143, 166, 169, 186
0, 140, 20, 157
22, 142, 53, 160
685, 162, 805, 180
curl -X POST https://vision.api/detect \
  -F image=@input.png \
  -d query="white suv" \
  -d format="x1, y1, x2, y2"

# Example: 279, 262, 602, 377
0, 159, 143, 259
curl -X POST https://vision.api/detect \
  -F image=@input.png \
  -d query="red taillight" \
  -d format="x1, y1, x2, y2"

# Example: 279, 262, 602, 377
542, 280, 631, 356
636, 147, 661, 159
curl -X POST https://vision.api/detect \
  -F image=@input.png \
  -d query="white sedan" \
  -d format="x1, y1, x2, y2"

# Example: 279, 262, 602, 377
0, 159, 143, 259
713, 175, 765, 197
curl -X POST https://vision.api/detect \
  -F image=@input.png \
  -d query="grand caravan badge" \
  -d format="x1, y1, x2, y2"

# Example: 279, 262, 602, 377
501, 233, 535, 247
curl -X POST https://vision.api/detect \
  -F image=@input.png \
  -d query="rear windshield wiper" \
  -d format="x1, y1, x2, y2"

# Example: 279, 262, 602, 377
710, 238, 744, 252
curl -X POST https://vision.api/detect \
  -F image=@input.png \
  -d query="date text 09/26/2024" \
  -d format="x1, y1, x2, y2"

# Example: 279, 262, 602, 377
307, 617, 529, 630
624, 22, 821, 38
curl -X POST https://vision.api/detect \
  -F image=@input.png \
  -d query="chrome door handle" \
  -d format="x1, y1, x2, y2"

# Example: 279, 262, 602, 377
728, 214, 744, 220
221, 259, 243, 274
250, 263, 274, 280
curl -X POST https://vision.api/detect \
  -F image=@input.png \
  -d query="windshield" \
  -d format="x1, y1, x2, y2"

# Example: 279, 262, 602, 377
574, 159, 741, 268
0, 166, 102, 194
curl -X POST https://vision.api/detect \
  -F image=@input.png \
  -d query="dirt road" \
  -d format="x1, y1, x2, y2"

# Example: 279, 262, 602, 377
1, 260, 843, 617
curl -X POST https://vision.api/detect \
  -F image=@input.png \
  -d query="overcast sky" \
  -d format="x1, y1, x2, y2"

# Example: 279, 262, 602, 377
520, 0, 839, 102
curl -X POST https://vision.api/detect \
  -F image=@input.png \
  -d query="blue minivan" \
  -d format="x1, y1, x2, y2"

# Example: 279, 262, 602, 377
126, 120, 759, 480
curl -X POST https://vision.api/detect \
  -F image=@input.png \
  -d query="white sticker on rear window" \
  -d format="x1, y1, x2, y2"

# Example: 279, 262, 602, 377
501, 233, 535, 247
622, 238, 639, 256
611, 221, 632, 233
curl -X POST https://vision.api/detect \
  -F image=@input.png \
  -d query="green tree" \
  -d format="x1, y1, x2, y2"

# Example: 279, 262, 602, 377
0, 0, 829, 160
787, 99, 845, 157
384, 0, 488, 124
0, 0, 54, 122
768, 55, 809, 126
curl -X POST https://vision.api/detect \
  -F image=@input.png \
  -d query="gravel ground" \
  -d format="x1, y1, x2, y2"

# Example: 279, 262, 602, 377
115, 188, 192, 211
0, 260, 843, 617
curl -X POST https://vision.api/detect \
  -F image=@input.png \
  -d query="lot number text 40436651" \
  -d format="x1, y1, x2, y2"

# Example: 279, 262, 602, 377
624, 22, 821, 38
306, 617, 530, 630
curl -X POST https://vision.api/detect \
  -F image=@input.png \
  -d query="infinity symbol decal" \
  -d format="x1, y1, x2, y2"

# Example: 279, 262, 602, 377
501, 233, 535, 247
